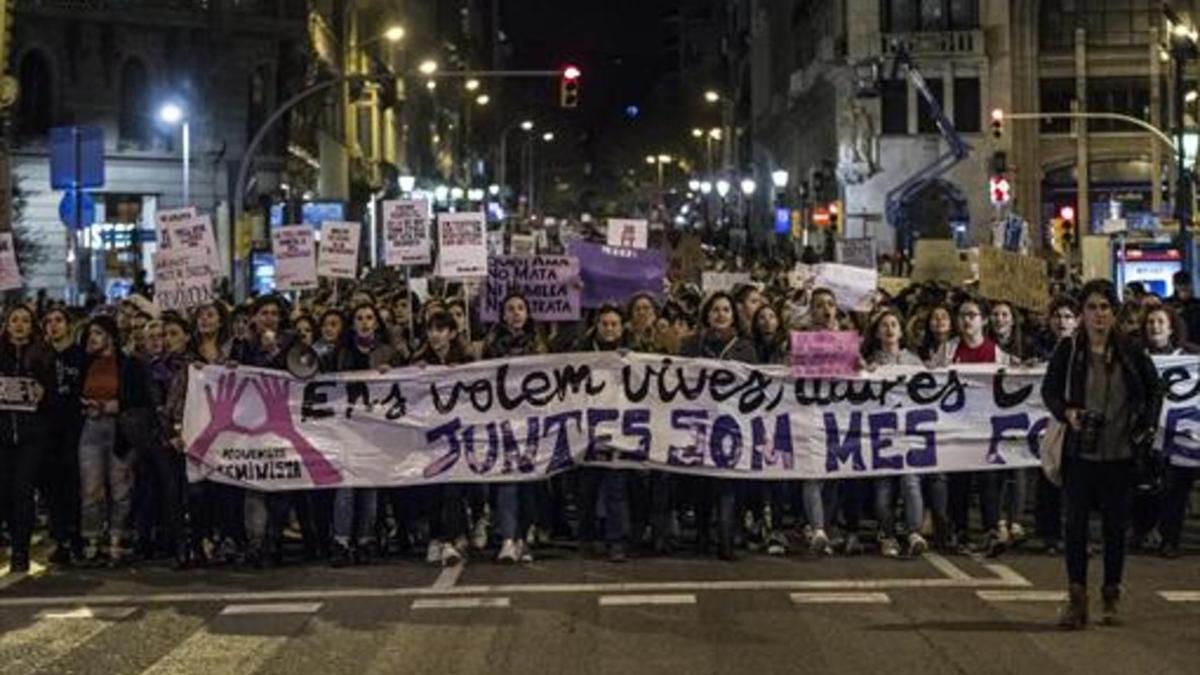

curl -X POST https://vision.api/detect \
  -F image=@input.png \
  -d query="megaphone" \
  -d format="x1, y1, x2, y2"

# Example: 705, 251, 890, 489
286, 344, 321, 379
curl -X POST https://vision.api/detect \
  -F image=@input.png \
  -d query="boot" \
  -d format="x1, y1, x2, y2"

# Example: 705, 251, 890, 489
1101, 585, 1121, 626
1057, 583, 1088, 629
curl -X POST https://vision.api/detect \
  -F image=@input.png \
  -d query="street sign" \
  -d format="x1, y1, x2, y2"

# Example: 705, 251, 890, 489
58, 190, 95, 230
49, 126, 105, 190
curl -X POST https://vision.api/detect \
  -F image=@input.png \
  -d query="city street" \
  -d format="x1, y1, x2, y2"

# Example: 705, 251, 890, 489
1, 543, 1198, 675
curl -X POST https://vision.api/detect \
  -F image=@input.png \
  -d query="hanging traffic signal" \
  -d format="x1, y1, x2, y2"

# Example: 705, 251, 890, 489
989, 176, 1011, 206
560, 65, 581, 108
1058, 205, 1076, 250
990, 108, 1004, 141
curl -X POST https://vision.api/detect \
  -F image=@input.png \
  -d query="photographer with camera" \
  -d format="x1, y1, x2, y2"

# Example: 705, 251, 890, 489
1041, 280, 1163, 629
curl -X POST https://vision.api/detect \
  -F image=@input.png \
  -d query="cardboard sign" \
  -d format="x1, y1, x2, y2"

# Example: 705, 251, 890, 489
0, 232, 22, 291
839, 238, 877, 269
317, 221, 360, 279
509, 233, 536, 256
382, 199, 431, 266
606, 218, 649, 249
271, 225, 318, 291
977, 246, 1050, 312
436, 212, 489, 278
911, 239, 971, 284
155, 208, 222, 278
878, 276, 911, 297
790, 330, 862, 377
480, 255, 581, 322
701, 272, 752, 294
153, 245, 214, 311
0, 376, 39, 412
669, 234, 704, 283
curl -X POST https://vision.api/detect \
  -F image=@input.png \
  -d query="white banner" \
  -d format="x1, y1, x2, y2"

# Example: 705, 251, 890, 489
317, 221, 360, 279
271, 225, 318, 291
383, 199, 430, 266
437, 212, 488, 278
179, 354, 1200, 491
0, 232, 21, 290
153, 245, 214, 311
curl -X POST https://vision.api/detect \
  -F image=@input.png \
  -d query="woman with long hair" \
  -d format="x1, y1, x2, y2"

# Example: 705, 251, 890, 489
917, 304, 956, 367
39, 305, 86, 564
751, 303, 788, 364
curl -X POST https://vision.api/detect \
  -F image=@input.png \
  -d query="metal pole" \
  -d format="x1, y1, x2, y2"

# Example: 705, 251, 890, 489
72, 127, 82, 304
182, 120, 190, 207
1175, 52, 1193, 229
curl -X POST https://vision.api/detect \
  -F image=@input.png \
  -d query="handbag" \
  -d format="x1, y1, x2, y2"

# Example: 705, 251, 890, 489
1041, 337, 1076, 487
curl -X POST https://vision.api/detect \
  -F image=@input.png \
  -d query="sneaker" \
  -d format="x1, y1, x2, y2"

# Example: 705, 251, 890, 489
471, 518, 489, 550
766, 532, 789, 556
844, 533, 863, 556
441, 542, 463, 566
329, 542, 352, 568
1101, 585, 1121, 625
879, 536, 901, 558
497, 538, 519, 564
810, 529, 833, 556
997, 520, 1011, 545
982, 530, 1006, 558
425, 541, 444, 565
908, 532, 929, 556
518, 540, 534, 563
1008, 522, 1027, 545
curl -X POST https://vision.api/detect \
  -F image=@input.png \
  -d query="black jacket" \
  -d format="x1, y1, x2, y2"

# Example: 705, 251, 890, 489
679, 331, 758, 365
1040, 331, 1163, 450
81, 350, 161, 456
0, 339, 57, 447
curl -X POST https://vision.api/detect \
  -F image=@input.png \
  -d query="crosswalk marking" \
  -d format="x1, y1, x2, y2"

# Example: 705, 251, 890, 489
789, 592, 891, 604
37, 606, 138, 620
411, 597, 510, 610
0, 561, 46, 591
137, 628, 293, 675
1158, 591, 1200, 603
977, 590, 1066, 602
0, 612, 114, 675
598, 594, 697, 607
219, 602, 323, 616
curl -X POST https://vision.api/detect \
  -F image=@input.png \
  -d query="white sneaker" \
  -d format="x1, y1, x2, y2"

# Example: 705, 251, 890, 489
425, 540, 444, 565
811, 529, 832, 555
441, 542, 463, 566
908, 532, 929, 556
518, 540, 534, 563
1008, 522, 1026, 544
880, 536, 901, 558
844, 533, 863, 556
471, 517, 489, 550
497, 538, 519, 563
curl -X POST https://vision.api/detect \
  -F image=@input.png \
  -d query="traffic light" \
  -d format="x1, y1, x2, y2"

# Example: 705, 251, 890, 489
1058, 205, 1076, 251
560, 65, 581, 108
830, 200, 842, 236
990, 108, 1004, 141
989, 176, 1011, 206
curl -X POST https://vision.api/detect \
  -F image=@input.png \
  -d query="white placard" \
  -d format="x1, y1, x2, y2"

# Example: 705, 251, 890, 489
155, 208, 222, 278
317, 221, 361, 279
791, 263, 878, 311
436, 212, 489, 278
153, 245, 214, 311
701, 271, 752, 293
382, 199, 431, 266
509, 234, 537, 256
271, 225, 318, 291
606, 218, 649, 249
0, 232, 22, 291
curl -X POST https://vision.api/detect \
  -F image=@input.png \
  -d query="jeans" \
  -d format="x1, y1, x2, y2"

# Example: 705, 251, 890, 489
495, 482, 537, 541
949, 471, 1001, 536
1063, 457, 1134, 587
78, 417, 133, 548
244, 490, 290, 551
39, 419, 81, 547
922, 473, 950, 538
1000, 468, 1031, 525
333, 488, 378, 546
680, 476, 735, 547
577, 467, 632, 545
649, 471, 677, 543
1034, 473, 1063, 544
875, 474, 924, 537
800, 480, 826, 531
1161, 464, 1199, 549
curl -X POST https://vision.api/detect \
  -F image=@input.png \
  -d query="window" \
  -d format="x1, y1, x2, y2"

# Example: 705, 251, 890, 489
916, 78, 944, 134
1039, 0, 1154, 50
247, 65, 271, 150
16, 52, 53, 139
118, 59, 151, 148
1086, 76, 1151, 132
953, 77, 980, 132
881, 0, 977, 32
1039, 78, 1075, 133
881, 78, 908, 134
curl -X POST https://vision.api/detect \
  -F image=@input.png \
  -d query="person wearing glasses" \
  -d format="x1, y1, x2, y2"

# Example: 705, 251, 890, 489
1042, 280, 1162, 629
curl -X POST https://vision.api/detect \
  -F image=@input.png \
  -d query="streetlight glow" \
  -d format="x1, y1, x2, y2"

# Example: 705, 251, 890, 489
450, 187, 465, 200
520, 120, 534, 131
384, 25, 406, 42
159, 103, 184, 124
645, 155, 656, 164
716, 179, 731, 197
418, 59, 439, 75
434, 185, 450, 202
740, 178, 757, 196
488, 184, 501, 196
771, 170, 789, 189
688, 179, 701, 191
542, 132, 555, 142
699, 181, 713, 195
398, 175, 416, 192
709, 128, 722, 140
465, 79, 480, 91
692, 128, 703, 138
476, 94, 491, 106
657, 154, 672, 163
1188, 90, 1199, 104
467, 188, 485, 201
426, 80, 437, 91
704, 90, 720, 103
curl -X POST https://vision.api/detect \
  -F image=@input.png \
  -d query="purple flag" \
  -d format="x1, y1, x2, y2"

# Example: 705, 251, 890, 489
568, 240, 666, 309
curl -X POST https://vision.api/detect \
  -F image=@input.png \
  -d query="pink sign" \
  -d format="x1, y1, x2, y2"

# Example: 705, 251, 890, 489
790, 330, 861, 377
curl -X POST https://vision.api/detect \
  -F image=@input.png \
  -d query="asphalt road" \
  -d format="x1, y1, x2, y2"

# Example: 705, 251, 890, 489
0, 542, 1197, 675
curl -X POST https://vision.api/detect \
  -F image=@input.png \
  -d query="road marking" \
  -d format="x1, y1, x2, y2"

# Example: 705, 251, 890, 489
0, 561, 46, 591
923, 553, 973, 581
598, 594, 697, 607
37, 606, 137, 620
977, 590, 1066, 602
219, 602, 323, 616
138, 627, 292, 675
411, 597, 510, 610
1159, 591, 1200, 603
981, 563, 1035, 587
0, 612, 112, 675
790, 592, 891, 604
432, 563, 464, 590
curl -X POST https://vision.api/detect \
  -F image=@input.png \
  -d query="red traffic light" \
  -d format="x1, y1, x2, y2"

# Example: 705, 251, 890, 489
563, 65, 582, 80
1060, 205, 1075, 222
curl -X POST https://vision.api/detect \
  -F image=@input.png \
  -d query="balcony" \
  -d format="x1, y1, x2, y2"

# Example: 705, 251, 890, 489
881, 30, 984, 57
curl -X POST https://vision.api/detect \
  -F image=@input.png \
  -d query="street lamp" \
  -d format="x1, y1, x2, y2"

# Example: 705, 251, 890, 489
542, 132, 555, 142
740, 178, 757, 196
488, 184, 501, 196
771, 170, 789, 189
383, 25, 406, 42
716, 179, 731, 198
468, 188, 485, 201
398, 175, 416, 193
699, 181, 713, 195
425, 80, 437, 91
692, 128, 703, 138
465, 79, 480, 91
704, 90, 721, 103
418, 59, 439, 75
520, 120, 534, 131
475, 94, 491, 106
450, 187, 465, 201
688, 179, 701, 191
159, 102, 190, 205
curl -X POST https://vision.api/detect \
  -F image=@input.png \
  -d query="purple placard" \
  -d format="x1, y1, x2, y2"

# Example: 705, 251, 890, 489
568, 240, 665, 309
479, 255, 581, 322
790, 330, 862, 377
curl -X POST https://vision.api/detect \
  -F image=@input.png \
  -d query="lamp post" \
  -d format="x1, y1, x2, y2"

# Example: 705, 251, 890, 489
1167, 9, 1199, 231
498, 119, 534, 202
159, 103, 189, 206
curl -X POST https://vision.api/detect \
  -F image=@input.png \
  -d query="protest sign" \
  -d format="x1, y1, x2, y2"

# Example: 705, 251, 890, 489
701, 272, 752, 294
668, 234, 704, 283
156, 208, 222, 277
911, 239, 971, 284
568, 240, 666, 308
878, 276, 911, 297
436, 212, 488, 278
0, 376, 39, 412
317, 221, 361, 279
271, 225, 318, 291
153, 245, 214, 311
0, 232, 22, 290
839, 238, 877, 269
480, 255, 581, 322
814, 263, 877, 311
509, 233, 536, 256
184, 354, 1200, 490
790, 331, 861, 377
1081, 236, 1112, 282
977, 246, 1049, 312
606, 218, 648, 249
382, 199, 431, 266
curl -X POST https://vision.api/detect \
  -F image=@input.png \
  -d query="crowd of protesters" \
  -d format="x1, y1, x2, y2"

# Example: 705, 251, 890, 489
0, 250, 1195, 615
